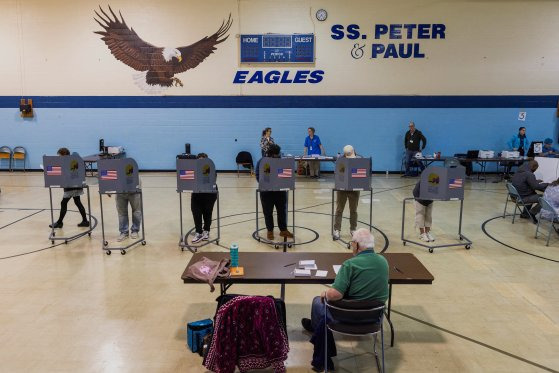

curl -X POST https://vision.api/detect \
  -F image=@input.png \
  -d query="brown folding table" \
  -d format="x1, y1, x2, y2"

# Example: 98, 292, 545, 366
181, 251, 434, 346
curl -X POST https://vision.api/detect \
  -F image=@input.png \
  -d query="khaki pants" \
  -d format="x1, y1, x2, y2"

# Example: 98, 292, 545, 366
334, 191, 360, 231
414, 201, 433, 228
308, 160, 320, 176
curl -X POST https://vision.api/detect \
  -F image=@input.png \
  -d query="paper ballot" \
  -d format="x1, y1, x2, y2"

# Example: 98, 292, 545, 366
299, 260, 317, 270
315, 270, 328, 277
294, 268, 311, 277
333, 265, 341, 275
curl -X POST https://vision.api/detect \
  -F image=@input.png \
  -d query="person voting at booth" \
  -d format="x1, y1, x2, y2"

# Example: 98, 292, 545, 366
255, 144, 294, 240
190, 153, 218, 243
48, 148, 89, 229
413, 180, 435, 242
303, 127, 325, 178
333, 145, 360, 240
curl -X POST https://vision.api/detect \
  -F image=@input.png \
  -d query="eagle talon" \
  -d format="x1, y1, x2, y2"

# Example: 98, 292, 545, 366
172, 78, 183, 87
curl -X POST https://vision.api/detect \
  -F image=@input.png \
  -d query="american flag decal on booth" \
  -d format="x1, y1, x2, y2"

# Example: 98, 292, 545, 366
46, 166, 62, 176
180, 170, 195, 180
351, 168, 367, 178
277, 168, 292, 178
100, 170, 118, 180
448, 178, 463, 189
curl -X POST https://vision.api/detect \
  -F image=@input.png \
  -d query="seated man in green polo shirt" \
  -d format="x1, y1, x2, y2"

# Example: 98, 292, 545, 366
301, 228, 389, 333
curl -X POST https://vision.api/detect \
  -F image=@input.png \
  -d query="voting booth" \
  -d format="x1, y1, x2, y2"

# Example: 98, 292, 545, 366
97, 158, 146, 255
176, 157, 220, 252
401, 164, 472, 253
43, 153, 93, 243
254, 157, 296, 249
331, 157, 373, 246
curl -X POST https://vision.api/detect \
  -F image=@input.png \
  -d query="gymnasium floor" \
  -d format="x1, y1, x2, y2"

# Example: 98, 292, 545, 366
0, 171, 558, 372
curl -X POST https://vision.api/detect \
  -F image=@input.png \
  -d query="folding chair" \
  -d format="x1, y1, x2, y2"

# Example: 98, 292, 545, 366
12, 146, 27, 171
324, 299, 386, 373
503, 182, 533, 223
235, 151, 254, 177
535, 197, 559, 246
0, 146, 12, 170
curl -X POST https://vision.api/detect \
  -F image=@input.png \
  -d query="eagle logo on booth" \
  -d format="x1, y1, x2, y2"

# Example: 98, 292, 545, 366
264, 163, 271, 174
125, 164, 134, 177
428, 173, 440, 185
94, 6, 232, 89
338, 165, 345, 174
69, 160, 79, 172
202, 164, 210, 176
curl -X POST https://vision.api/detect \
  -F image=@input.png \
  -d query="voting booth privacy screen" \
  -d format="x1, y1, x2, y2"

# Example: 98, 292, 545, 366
43, 153, 85, 188
98, 158, 140, 193
258, 157, 295, 191
419, 165, 466, 201
334, 157, 371, 191
176, 158, 217, 193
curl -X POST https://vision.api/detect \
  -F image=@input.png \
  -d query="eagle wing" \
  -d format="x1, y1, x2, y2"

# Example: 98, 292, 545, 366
94, 6, 162, 72
173, 15, 233, 74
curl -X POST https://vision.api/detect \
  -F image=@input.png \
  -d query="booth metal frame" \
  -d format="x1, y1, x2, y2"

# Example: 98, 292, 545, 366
330, 187, 373, 248
48, 185, 95, 244
254, 189, 295, 251
401, 197, 472, 253
178, 190, 221, 252
99, 190, 146, 255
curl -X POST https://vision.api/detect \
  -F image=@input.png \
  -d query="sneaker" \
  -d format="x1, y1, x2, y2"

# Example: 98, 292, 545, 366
301, 318, 314, 332
202, 230, 210, 241
117, 233, 128, 242
419, 233, 430, 242
192, 232, 204, 243
427, 232, 435, 242
130, 231, 139, 239
333, 230, 340, 240
77, 220, 89, 227
280, 230, 294, 238
49, 221, 63, 229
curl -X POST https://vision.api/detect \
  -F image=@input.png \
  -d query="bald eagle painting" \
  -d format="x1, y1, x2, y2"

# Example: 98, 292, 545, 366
94, 6, 232, 90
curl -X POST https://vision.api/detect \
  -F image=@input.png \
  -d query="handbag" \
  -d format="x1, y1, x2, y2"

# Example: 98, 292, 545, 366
187, 318, 213, 354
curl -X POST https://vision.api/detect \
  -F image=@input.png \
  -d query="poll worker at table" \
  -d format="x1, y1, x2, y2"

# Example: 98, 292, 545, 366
259, 127, 275, 157
511, 160, 548, 223
48, 147, 89, 229
333, 145, 360, 240
304, 127, 325, 178
541, 138, 557, 157
504, 126, 530, 177
403, 121, 427, 176
301, 228, 388, 371
190, 153, 218, 244
413, 179, 435, 242
255, 144, 293, 240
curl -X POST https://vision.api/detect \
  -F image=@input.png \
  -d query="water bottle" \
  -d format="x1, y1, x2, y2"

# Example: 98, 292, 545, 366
230, 243, 239, 267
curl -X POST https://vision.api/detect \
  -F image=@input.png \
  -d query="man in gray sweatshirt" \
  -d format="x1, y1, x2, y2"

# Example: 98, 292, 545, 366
511, 160, 548, 222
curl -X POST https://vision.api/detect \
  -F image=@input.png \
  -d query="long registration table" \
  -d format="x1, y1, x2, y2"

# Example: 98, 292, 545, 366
181, 252, 434, 346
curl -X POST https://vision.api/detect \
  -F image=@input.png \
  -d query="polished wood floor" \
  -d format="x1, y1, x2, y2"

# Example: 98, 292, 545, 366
0, 172, 557, 372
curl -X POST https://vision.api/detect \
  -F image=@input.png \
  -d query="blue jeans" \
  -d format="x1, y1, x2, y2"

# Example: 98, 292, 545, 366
405, 150, 425, 174
311, 296, 332, 331
116, 193, 142, 234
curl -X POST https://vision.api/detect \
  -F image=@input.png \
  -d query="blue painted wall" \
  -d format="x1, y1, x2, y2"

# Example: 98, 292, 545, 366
1, 98, 557, 171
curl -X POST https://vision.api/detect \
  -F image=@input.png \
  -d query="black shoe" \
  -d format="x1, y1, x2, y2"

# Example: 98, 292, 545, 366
519, 213, 530, 219
77, 220, 89, 227
311, 366, 325, 372
531, 216, 538, 224
49, 221, 63, 229
301, 318, 314, 332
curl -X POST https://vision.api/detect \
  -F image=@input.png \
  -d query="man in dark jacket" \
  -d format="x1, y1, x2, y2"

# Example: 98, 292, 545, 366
511, 160, 548, 222
403, 121, 427, 176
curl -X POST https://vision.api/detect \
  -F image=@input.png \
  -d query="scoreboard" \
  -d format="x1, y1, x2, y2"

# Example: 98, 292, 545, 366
240, 34, 315, 63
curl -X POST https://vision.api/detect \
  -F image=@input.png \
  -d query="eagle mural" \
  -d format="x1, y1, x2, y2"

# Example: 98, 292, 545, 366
94, 6, 232, 88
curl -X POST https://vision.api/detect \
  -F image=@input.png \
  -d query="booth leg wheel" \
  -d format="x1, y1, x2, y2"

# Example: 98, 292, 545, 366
180, 247, 184, 252
274, 245, 279, 249
121, 250, 126, 255
216, 240, 219, 245
64, 240, 68, 244
88, 232, 92, 237
287, 244, 292, 248
465, 245, 471, 250
106, 250, 111, 255
51, 240, 55, 244
429, 248, 434, 253
104, 241, 108, 246
402, 241, 406, 246
347, 243, 351, 249
257, 238, 261, 243
459, 236, 464, 241
52, 232, 56, 237
141, 241, 146, 246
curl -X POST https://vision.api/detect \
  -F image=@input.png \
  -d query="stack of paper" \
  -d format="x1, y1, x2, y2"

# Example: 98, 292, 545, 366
299, 260, 317, 270
294, 268, 311, 277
